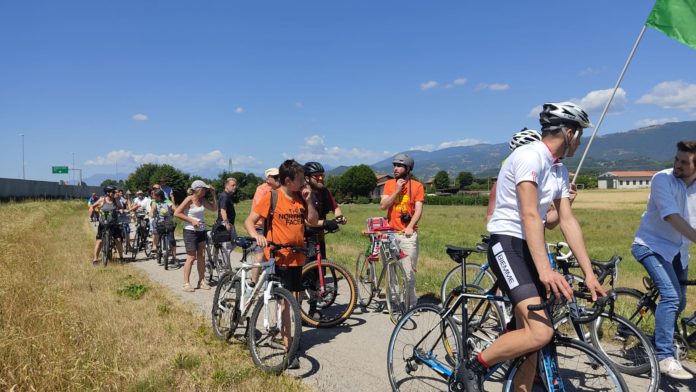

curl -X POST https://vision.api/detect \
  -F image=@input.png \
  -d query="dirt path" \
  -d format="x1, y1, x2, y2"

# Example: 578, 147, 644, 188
121, 232, 695, 391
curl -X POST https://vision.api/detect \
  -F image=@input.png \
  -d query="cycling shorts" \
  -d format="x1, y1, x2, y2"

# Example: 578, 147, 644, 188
487, 234, 546, 308
276, 265, 303, 292
96, 223, 123, 240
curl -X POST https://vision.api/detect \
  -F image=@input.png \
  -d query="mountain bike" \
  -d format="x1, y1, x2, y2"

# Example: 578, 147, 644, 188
300, 226, 357, 328
99, 211, 120, 266
205, 223, 232, 283
387, 245, 629, 391
154, 216, 176, 270
355, 226, 409, 324
127, 211, 151, 261
211, 237, 303, 374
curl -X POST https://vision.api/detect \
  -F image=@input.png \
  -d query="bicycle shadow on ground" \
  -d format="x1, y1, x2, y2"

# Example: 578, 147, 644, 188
659, 372, 696, 391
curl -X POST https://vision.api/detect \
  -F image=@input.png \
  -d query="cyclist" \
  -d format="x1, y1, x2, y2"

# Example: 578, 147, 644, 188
87, 192, 99, 222
89, 185, 125, 265
244, 159, 319, 369
159, 177, 176, 205
380, 153, 424, 310
632, 140, 696, 380
216, 177, 238, 250
174, 180, 217, 293
458, 102, 606, 391
249, 167, 281, 282
150, 189, 176, 263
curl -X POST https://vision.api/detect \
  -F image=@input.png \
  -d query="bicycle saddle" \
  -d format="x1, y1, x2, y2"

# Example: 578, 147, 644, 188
445, 245, 481, 264
234, 236, 256, 249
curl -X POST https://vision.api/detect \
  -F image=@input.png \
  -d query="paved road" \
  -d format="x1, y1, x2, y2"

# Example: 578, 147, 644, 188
122, 234, 696, 391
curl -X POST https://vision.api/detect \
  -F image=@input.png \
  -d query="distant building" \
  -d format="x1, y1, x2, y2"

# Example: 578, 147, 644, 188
597, 171, 658, 189
370, 174, 393, 199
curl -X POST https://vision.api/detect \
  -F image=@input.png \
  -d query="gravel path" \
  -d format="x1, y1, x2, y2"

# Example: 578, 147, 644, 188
121, 231, 696, 391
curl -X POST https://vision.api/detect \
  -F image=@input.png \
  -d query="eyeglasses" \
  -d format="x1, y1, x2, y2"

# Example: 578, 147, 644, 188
311, 173, 325, 179
270, 175, 279, 180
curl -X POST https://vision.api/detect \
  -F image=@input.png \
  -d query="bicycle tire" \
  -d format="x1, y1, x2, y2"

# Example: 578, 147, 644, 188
300, 260, 357, 328
503, 336, 629, 391
128, 232, 140, 261
612, 287, 652, 331
355, 252, 375, 308
216, 246, 231, 277
247, 286, 301, 374
440, 263, 497, 306
387, 303, 462, 392
143, 233, 152, 258
212, 273, 242, 341
162, 237, 170, 270
589, 312, 660, 390
101, 230, 111, 267
443, 284, 506, 354
386, 260, 408, 324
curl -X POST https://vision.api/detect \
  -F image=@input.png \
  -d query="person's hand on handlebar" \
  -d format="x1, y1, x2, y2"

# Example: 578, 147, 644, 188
582, 274, 606, 302
539, 268, 574, 301
254, 233, 267, 248
335, 215, 347, 224
323, 219, 339, 232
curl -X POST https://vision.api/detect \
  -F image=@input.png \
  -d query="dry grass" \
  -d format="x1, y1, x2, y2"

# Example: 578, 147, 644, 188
0, 201, 309, 392
571, 188, 650, 210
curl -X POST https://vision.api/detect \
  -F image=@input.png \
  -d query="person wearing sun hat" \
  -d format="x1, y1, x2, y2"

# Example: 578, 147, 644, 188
174, 180, 217, 292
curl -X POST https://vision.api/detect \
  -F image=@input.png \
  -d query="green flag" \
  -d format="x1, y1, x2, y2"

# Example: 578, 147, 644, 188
646, 0, 696, 50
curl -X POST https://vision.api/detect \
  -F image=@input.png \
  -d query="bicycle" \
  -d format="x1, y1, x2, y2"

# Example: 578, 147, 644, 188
154, 216, 176, 270
612, 275, 696, 361
300, 226, 357, 328
388, 245, 629, 391
211, 238, 303, 374
127, 211, 151, 261
205, 223, 233, 283
99, 211, 120, 266
355, 223, 409, 324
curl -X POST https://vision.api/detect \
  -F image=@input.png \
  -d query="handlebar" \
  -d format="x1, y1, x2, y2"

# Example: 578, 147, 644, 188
527, 290, 615, 324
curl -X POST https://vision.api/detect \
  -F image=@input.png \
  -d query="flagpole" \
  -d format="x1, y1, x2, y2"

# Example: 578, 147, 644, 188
573, 25, 648, 184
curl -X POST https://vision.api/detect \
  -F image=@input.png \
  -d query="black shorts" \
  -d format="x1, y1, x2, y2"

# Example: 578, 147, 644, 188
96, 223, 123, 240
183, 229, 207, 253
487, 234, 546, 308
275, 265, 303, 292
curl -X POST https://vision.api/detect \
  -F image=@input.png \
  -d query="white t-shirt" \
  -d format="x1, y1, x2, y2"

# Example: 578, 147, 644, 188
133, 196, 151, 212
487, 141, 570, 239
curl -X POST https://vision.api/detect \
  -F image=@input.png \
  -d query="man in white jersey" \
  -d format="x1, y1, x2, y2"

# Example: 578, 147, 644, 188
453, 102, 606, 391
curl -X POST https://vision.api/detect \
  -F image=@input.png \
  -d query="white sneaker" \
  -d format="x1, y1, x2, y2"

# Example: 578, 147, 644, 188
659, 357, 693, 380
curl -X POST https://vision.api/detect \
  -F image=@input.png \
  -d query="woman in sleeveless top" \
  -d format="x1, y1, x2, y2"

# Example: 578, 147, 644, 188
88, 186, 125, 265
174, 180, 217, 292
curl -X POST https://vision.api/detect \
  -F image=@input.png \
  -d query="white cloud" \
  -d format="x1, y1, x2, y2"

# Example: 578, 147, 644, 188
635, 117, 680, 127
132, 113, 148, 121
411, 138, 486, 152
234, 106, 245, 114
527, 104, 544, 118
453, 78, 467, 85
475, 83, 510, 92
85, 150, 261, 172
289, 135, 392, 163
420, 80, 439, 91
527, 88, 627, 118
637, 80, 696, 111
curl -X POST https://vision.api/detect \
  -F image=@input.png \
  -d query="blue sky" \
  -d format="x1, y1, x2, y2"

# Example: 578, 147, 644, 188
2, 1, 696, 183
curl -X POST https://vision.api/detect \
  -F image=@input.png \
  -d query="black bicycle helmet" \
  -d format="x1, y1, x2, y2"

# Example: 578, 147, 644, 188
392, 153, 415, 171
103, 185, 117, 194
304, 161, 325, 175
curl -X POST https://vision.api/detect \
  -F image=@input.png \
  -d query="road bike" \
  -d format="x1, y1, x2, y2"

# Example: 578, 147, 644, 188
355, 225, 409, 324
211, 238, 302, 374
127, 211, 151, 261
300, 226, 357, 328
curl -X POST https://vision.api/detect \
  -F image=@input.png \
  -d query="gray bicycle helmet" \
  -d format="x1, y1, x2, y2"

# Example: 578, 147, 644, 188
539, 102, 593, 130
103, 185, 117, 194
509, 128, 541, 151
392, 153, 415, 171
303, 161, 325, 175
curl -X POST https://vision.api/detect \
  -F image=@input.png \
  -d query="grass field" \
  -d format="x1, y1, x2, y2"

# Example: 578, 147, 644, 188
0, 201, 309, 392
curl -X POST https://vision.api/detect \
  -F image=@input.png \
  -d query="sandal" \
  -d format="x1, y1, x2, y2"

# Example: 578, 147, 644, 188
183, 283, 194, 292
198, 280, 211, 290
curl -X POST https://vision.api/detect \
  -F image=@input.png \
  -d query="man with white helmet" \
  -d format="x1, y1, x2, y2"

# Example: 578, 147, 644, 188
380, 153, 425, 310
452, 102, 606, 391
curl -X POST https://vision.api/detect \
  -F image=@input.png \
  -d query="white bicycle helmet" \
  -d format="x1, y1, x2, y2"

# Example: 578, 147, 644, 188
509, 128, 541, 151
539, 102, 593, 130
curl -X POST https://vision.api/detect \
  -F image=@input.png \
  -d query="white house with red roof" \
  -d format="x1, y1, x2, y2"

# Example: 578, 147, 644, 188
597, 171, 658, 189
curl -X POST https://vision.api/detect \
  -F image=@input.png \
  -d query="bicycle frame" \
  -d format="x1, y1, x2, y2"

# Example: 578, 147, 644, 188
365, 231, 402, 298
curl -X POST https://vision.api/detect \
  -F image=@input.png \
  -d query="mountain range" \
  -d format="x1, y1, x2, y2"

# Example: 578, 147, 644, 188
358, 121, 695, 179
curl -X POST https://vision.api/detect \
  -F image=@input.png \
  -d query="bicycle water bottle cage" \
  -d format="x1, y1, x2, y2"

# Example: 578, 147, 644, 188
642, 276, 654, 290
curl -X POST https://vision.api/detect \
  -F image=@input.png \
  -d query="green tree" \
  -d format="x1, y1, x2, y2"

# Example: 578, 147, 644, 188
125, 163, 160, 193
456, 171, 474, 189
339, 164, 376, 198
433, 170, 450, 190
100, 179, 125, 188
151, 164, 190, 202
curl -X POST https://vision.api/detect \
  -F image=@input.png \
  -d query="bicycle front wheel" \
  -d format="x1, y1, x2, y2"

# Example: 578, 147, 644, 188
101, 232, 111, 267
300, 260, 357, 328
211, 273, 242, 341
162, 238, 170, 270
590, 312, 659, 390
355, 252, 376, 308
247, 286, 301, 374
387, 303, 462, 392
440, 263, 496, 306
386, 260, 408, 324
504, 336, 629, 391
128, 232, 140, 261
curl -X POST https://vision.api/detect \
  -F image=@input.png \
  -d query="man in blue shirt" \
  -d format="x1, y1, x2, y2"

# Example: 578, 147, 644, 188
632, 140, 696, 380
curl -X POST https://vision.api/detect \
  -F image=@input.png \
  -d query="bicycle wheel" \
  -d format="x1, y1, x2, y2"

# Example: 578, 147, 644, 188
387, 303, 462, 392
612, 288, 653, 331
443, 284, 506, 354
101, 231, 111, 267
386, 260, 409, 324
216, 246, 231, 277
300, 260, 357, 328
504, 336, 629, 391
128, 232, 140, 261
440, 263, 496, 306
212, 273, 242, 341
589, 312, 659, 390
142, 232, 152, 258
247, 286, 301, 374
162, 237, 170, 270
355, 252, 376, 308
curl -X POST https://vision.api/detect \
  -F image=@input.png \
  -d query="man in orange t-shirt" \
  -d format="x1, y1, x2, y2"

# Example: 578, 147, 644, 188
249, 167, 281, 282
380, 153, 425, 309
243, 159, 318, 370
